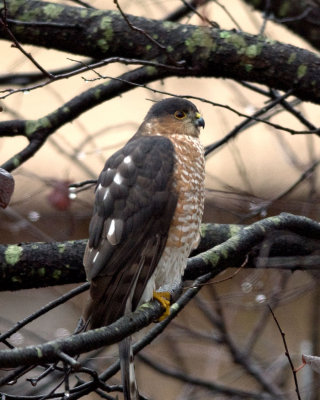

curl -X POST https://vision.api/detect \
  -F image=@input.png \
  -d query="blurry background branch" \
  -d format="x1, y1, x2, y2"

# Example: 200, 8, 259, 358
244, 0, 320, 51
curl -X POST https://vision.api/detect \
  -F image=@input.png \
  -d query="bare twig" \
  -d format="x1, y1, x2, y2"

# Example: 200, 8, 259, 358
0, 283, 89, 343
139, 352, 272, 399
268, 304, 302, 400
0, 57, 183, 100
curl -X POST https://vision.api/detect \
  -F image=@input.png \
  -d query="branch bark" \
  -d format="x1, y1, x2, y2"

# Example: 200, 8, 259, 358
0, 0, 320, 104
1, 214, 320, 291
1, 213, 320, 370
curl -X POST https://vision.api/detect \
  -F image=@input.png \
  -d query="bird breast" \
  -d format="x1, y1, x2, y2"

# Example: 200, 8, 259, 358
153, 133, 205, 290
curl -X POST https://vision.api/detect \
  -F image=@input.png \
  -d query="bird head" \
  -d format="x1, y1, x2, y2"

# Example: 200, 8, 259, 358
139, 97, 205, 138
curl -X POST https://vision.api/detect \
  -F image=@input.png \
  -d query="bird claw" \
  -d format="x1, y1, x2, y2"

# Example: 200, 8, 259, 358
153, 291, 171, 321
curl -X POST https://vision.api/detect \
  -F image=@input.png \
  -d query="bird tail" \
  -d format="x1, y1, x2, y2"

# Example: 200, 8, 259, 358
119, 336, 139, 400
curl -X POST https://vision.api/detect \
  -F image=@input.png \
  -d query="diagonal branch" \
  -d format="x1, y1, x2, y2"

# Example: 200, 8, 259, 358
0, 213, 320, 369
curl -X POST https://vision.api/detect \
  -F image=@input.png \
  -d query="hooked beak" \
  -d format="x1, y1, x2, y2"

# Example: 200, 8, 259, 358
195, 112, 205, 129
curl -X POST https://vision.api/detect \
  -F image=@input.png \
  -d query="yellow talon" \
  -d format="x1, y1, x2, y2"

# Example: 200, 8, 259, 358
153, 291, 171, 321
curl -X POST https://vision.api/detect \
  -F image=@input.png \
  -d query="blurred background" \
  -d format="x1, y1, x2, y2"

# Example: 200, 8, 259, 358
1, 0, 320, 398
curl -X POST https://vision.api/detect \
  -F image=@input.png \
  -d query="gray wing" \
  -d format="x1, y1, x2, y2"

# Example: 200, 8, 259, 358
83, 135, 177, 328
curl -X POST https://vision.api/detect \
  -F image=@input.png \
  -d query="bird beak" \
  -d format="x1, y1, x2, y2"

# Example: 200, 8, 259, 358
195, 112, 205, 129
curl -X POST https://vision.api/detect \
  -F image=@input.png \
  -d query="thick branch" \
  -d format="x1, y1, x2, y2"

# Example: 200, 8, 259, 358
0, 239, 87, 290
1, 213, 320, 369
1, 215, 320, 291
0, 298, 164, 368
1, 0, 320, 104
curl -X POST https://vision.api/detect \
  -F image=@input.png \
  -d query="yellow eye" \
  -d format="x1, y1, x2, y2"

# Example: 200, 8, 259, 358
174, 110, 186, 120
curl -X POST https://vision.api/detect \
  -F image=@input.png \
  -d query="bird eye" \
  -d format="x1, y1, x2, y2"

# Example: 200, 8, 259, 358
174, 110, 186, 120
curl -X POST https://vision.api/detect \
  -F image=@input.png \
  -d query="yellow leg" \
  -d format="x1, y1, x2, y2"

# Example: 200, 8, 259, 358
153, 291, 171, 321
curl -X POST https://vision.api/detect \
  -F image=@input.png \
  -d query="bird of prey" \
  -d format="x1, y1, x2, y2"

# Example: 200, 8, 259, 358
83, 97, 205, 399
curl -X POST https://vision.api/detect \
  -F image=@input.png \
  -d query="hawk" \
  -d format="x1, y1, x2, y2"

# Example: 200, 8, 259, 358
83, 98, 205, 399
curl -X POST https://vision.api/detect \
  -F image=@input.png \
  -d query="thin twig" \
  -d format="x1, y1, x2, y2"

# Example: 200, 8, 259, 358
268, 304, 302, 400
139, 352, 272, 399
0, 56, 183, 99
0, 283, 89, 343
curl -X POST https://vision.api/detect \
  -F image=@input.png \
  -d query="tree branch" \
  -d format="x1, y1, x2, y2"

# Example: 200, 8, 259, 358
1, 0, 320, 104
244, 0, 320, 51
0, 66, 167, 171
0, 213, 320, 376
1, 214, 320, 290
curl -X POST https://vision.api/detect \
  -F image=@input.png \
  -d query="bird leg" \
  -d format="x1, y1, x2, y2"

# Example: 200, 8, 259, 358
153, 291, 171, 321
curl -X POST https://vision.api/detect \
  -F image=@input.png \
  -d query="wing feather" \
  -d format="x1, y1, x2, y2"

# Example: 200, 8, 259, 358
83, 135, 177, 328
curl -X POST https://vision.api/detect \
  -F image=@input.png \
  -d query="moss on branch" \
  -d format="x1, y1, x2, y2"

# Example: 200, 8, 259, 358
1, 215, 320, 291
1, 0, 320, 104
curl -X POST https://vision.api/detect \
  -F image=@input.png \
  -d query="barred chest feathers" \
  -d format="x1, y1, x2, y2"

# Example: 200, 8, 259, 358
141, 133, 205, 302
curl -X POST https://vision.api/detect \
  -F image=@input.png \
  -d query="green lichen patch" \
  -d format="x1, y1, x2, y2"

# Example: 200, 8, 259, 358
162, 21, 177, 30
139, 302, 152, 311
42, 4, 63, 19
100, 17, 113, 38
199, 223, 208, 238
100, 16, 112, 33
57, 243, 65, 254
53, 269, 62, 280
170, 303, 180, 312
36, 346, 43, 359
80, 9, 89, 18
201, 248, 219, 267
145, 66, 157, 75
12, 157, 20, 168
185, 28, 216, 57
229, 224, 241, 237
38, 267, 45, 277
245, 44, 263, 58
89, 10, 105, 18
12, 276, 22, 283
25, 117, 51, 137
5, 245, 23, 265
96, 16, 113, 52
244, 63, 253, 72
265, 38, 276, 45
97, 38, 109, 52
12, 1, 41, 22
93, 88, 101, 100
288, 52, 297, 64
219, 31, 231, 39
223, 33, 247, 54
297, 64, 307, 79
